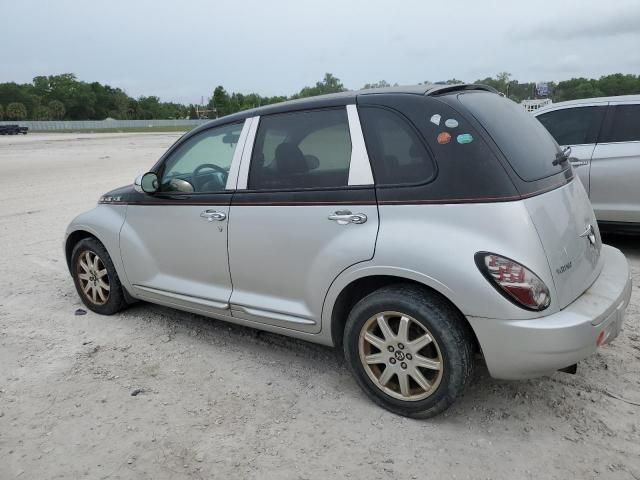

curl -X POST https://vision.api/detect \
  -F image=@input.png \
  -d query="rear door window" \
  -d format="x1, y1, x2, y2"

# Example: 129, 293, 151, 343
536, 106, 606, 146
248, 109, 351, 190
458, 92, 567, 181
600, 104, 640, 143
359, 106, 435, 185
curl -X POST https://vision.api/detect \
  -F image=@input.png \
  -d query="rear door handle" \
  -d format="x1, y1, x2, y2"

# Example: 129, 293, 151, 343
570, 159, 589, 167
200, 210, 226, 222
328, 210, 367, 225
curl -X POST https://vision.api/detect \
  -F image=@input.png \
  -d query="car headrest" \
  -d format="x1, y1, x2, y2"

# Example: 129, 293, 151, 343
275, 143, 308, 174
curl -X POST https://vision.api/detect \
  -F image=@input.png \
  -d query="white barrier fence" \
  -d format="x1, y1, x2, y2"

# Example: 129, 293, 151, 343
0, 119, 209, 131
521, 99, 552, 113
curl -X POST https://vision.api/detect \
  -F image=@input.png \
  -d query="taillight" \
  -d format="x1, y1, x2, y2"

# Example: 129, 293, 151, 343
475, 252, 551, 311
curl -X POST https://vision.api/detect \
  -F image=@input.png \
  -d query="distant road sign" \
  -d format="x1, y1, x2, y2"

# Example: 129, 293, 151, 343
535, 82, 550, 98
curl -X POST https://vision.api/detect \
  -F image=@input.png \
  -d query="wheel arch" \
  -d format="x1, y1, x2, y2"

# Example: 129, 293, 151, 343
65, 225, 136, 305
324, 268, 480, 353
65, 229, 99, 273
64, 203, 130, 285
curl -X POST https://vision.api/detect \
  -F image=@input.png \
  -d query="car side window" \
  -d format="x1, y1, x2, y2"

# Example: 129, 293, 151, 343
248, 109, 351, 190
358, 106, 435, 185
536, 106, 605, 146
601, 104, 640, 143
160, 123, 243, 193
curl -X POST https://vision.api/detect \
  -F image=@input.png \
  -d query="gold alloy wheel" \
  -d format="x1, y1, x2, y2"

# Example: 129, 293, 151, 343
76, 250, 110, 306
358, 311, 443, 401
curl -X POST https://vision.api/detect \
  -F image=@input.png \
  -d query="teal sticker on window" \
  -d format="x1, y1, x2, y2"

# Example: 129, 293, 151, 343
456, 133, 473, 144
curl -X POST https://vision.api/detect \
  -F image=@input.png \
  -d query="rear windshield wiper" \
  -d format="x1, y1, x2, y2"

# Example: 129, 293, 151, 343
552, 146, 572, 166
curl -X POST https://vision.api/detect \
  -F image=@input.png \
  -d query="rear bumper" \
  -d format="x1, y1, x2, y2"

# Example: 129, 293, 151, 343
468, 245, 632, 380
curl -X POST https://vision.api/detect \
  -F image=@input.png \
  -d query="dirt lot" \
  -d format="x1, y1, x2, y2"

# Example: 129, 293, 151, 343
1, 133, 639, 480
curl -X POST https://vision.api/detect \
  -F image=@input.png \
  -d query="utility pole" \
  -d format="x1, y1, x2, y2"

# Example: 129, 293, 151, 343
195, 95, 216, 119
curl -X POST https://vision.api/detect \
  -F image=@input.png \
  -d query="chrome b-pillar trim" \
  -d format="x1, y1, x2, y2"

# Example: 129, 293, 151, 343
235, 116, 260, 190
346, 104, 374, 186
225, 117, 254, 190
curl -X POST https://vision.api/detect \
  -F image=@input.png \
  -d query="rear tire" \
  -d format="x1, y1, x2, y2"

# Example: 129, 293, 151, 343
71, 237, 127, 315
343, 284, 474, 418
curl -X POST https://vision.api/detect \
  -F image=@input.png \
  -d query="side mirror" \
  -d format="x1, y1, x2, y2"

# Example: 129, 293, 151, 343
134, 172, 159, 194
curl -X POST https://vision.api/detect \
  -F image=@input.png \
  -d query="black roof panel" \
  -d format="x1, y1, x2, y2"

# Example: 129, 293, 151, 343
189, 84, 497, 134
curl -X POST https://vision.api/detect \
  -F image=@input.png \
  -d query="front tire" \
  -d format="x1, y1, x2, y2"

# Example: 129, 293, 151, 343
71, 237, 127, 315
343, 284, 474, 418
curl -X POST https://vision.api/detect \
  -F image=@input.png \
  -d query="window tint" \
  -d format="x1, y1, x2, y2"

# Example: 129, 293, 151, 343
601, 104, 640, 143
161, 123, 242, 193
536, 106, 605, 145
459, 92, 566, 182
249, 109, 351, 190
359, 106, 435, 185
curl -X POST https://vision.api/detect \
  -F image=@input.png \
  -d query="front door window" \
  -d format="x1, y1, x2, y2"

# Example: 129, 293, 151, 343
161, 123, 243, 193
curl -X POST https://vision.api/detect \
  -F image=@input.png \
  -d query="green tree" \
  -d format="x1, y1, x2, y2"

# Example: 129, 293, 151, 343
0, 104, 3, 120
209, 86, 230, 117
32, 75, 52, 97
0, 82, 38, 116
124, 98, 135, 119
48, 100, 65, 120
109, 90, 130, 118
6, 102, 27, 120
573, 82, 604, 100
2, 71, 639, 121
593, 74, 639, 96
504, 81, 537, 102
33, 105, 51, 120
363, 80, 391, 89
89, 82, 131, 119
474, 72, 512, 94
432, 78, 465, 85
496, 72, 511, 87
137, 96, 163, 119
31, 73, 95, 119
229, 92, 244, 113
160, 102, 188, 119
553, 77, 603, 102
294, 73, 346, 98
263, 94, 287, 106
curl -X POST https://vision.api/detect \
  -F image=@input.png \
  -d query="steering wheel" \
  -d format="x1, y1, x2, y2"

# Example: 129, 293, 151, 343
192, 163, 228, 191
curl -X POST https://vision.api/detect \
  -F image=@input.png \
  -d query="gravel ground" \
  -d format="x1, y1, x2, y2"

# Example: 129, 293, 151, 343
1, 133, 639, 480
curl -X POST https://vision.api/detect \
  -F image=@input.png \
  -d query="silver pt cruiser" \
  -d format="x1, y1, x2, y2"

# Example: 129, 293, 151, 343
65, 84, 632, 418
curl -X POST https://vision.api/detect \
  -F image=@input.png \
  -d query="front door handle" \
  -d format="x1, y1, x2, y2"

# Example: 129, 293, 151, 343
328, 210, 367, 225
200, 210, 226, 222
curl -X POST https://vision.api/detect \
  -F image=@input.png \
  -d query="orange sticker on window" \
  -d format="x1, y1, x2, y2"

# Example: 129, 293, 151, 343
437, 132, 451, 144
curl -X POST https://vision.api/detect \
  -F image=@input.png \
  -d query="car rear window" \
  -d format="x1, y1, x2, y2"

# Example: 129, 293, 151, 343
458, 92, 566, 182
359, 106, 435, 186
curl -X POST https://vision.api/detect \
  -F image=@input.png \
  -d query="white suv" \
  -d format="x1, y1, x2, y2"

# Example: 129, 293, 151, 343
535, 95, 640, 232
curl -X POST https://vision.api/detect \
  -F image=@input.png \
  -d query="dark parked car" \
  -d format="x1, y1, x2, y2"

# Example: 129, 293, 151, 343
0, 125, 28, 135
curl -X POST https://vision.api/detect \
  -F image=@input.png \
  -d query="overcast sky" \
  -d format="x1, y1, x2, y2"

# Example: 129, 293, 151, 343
3, 0, 639, 103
